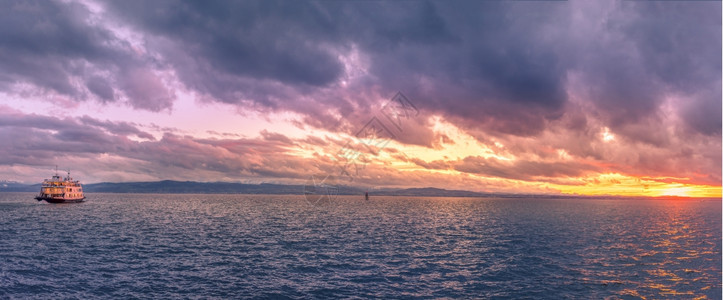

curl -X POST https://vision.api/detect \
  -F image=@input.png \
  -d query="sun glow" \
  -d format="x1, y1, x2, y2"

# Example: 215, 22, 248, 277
660, 187, 692, 197
557, 173, 721, 198
406, 116, 514, 162
601, 127, 615, 142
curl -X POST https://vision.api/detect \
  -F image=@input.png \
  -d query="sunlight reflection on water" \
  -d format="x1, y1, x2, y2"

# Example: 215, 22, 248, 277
0, 193, 720, 298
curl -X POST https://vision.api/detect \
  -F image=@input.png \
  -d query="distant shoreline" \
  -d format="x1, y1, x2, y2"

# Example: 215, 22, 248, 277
1, 180, 718, 200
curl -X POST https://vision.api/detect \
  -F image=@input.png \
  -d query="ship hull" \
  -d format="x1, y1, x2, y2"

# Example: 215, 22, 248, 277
35, 196, 85, 203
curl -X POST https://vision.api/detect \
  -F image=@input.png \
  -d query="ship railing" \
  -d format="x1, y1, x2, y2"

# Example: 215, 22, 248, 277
39, 193, 64, 197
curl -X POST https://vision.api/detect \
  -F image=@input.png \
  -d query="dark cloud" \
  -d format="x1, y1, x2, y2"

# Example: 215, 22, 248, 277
567, 1, 721, 137
453, 156, 598, 182
78, 116, 155, 140
99, 0, 571, 138
119, 67, 174, 111
679, 84, 722, 136
106, 0, 346, 103
4, 0, 719, 139
0, 111, 154, 142
260, 130, 294, 145
85, 76, 115, 101
0, 0, 175, 111
0, 117, 134, 167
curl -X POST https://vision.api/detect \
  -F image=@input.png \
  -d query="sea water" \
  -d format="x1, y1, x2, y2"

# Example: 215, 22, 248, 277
0, 193, 720, 299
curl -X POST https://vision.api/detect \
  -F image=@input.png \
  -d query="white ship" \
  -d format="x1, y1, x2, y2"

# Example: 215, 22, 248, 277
35, 169, 85, 203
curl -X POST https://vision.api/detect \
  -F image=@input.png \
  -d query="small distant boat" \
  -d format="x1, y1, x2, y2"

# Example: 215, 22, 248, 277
35, 168, 85, 203
365, 191, 369, 200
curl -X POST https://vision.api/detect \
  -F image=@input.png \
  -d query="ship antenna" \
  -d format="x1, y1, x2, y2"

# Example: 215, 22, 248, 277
55, 165, 58, 176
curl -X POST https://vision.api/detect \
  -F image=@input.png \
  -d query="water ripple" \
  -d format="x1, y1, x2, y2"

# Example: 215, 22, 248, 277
0, 193, 720, 299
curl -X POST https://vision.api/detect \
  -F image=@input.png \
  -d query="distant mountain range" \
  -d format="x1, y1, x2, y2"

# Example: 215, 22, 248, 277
0, 180, 540, 198
4, 180, 707, 199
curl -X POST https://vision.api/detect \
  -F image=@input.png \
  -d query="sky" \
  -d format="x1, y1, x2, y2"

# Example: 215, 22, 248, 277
0, 0, 720, 197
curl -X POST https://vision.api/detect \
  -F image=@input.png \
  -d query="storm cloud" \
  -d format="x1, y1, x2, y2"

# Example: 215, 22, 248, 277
3, 1, 717, 135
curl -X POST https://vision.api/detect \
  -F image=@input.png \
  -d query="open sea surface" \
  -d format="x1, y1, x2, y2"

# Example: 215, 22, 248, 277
0, 193, 720, 299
